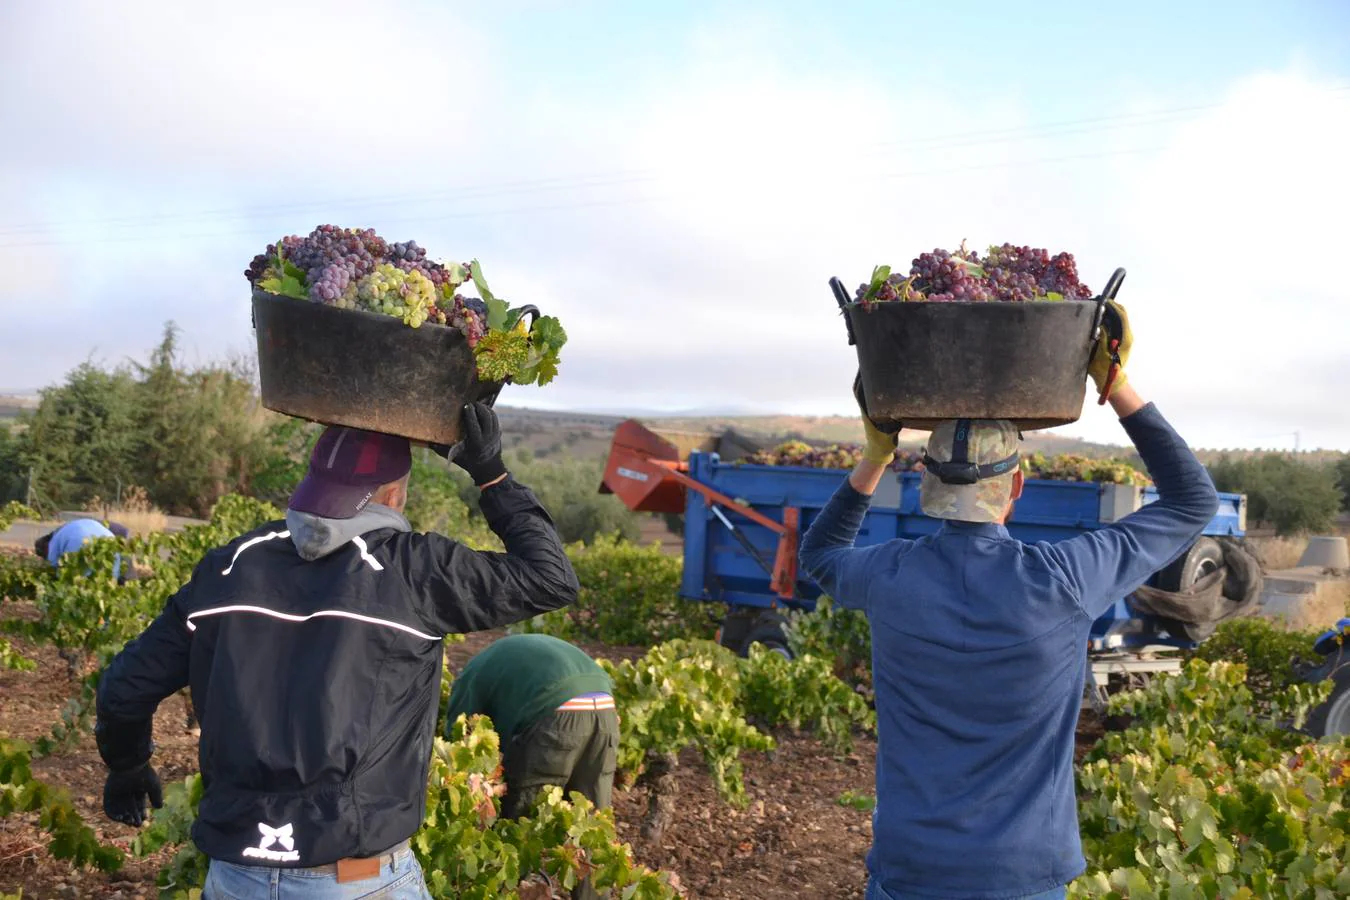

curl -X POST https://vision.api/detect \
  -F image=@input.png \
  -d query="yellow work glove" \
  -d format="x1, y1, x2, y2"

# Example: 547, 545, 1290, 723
853, 372, 899, 464
1088, 299, 1133, 399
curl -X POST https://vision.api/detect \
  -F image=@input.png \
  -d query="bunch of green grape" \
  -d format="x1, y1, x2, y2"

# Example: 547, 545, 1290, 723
353, 263, 436, 328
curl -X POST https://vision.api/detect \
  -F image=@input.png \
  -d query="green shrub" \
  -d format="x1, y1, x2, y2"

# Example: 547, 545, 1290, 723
739, 644, 874, 753
1071, 660, 1347, 896
786, 595, 873, 695
1190, 618, 1323, 709
514, 535, 712, 646
601, 639, 774, 804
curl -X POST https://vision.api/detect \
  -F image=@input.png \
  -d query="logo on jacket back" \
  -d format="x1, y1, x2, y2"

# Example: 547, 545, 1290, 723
242, 822, 300, 862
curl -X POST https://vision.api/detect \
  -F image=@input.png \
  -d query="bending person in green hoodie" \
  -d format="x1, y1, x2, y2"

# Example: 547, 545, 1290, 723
446, 634, 618, 826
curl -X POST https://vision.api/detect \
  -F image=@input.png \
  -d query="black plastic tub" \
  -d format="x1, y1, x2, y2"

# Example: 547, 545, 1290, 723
844, 298, 1102, 432
252, 289, 504, 445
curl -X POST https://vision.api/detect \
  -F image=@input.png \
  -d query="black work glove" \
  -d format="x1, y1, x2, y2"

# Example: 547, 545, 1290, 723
452, 402, 507, 486
429, 440, 463, 462
103, 762, 163, 827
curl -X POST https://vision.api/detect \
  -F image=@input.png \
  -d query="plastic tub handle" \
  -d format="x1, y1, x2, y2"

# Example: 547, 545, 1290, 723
1091, 268, 1127, 341
828, 277, 857, 346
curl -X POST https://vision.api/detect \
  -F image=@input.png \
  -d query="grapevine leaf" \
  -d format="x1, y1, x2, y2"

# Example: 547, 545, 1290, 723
470, 259, 497, 306
444, 261, 470, 290
281, 257, 305, 284
953, 257, 987, 278
473, 330, 530, 382
484, 297, 511, 331
258, 270, 307, 301
517, 352, 561, 387
529, 316, 568, 354
860, 265, 891, 303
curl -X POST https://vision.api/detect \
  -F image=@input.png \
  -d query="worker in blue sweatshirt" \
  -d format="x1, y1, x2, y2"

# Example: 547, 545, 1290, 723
35, 518, 130, 583
799, 299, 1219, 900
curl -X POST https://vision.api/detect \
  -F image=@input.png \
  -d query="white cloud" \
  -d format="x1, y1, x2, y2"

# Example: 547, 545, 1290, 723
0, 0, 497, 179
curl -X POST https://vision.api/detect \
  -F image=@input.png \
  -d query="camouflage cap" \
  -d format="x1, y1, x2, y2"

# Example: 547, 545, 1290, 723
919, 419, 1021, 524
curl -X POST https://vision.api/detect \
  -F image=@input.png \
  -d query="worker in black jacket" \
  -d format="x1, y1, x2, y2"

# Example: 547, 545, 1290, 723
93, 402, 580, 898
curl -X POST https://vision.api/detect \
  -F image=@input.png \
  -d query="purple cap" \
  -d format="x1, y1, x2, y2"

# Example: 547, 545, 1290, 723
289, 426, 412, 519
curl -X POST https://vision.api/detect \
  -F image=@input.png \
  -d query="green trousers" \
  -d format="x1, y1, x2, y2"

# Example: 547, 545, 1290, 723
502, 708, 619, 899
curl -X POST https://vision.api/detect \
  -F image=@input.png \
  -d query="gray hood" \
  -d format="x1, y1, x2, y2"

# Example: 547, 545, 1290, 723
285, 503, 412, 562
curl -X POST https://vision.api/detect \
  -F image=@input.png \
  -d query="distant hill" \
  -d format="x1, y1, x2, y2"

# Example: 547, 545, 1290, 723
0, 394, 39, 422
495, 406, 1147, 462
495, 406, 1345, 466
4, 396, 1339, 466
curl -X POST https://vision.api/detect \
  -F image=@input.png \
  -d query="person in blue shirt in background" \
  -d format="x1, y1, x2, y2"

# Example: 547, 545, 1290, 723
799, 300, 1219, 900
35, 518, 130, 583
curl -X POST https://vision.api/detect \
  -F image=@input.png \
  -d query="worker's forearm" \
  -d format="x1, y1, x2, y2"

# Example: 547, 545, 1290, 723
1119, 401, 1219, 526
798, 475, 872, 595
848, 459, 888, 496
1107, 382, 1145, 418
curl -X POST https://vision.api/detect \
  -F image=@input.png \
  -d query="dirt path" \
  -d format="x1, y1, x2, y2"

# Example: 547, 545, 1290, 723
0, 514, 207, 551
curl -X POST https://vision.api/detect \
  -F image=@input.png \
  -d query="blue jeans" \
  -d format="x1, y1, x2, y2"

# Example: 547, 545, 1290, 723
866, 878, 1067, 900
204, 844, 431, 900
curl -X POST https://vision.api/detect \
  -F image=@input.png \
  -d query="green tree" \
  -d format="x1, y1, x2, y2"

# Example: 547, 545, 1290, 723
1209, 453, 1342, 536
16, 324, 300, 516
17, 362, 140, 512
0, 424, 26, 502
1335, 453, 1350, 513
245, 417, 320, 507
131, 326, 283, 515
439, 447, 639, 545
502, 448, 639, 544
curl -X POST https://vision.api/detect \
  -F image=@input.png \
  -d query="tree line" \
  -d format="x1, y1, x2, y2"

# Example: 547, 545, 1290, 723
1, 325, 1346, 538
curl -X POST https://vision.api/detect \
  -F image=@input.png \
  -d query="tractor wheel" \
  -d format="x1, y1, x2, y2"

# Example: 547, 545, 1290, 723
715, 610, 757, 656
1155, 537, 1226, 642
1307, 665, 1350, 738
745, 612, 793, 660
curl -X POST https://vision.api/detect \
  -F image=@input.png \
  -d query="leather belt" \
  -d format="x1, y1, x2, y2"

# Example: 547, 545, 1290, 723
290, 839, 411, 884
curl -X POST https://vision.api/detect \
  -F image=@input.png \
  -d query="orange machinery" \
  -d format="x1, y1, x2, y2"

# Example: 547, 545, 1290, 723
600, 420, 799, 600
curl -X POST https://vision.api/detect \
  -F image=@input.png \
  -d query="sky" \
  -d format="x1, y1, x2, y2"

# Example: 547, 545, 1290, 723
1, 0, 1348, 451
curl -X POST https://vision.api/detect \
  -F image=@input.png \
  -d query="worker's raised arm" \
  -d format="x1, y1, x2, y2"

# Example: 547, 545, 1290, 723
799, 376, 900, 609
408, 477, 579, 634
1042, 305, 1220, 618
409, 403, 579, 634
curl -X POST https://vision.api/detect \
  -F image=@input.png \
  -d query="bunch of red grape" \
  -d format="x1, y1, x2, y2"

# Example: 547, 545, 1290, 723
246, 225, 487, 342
855, 242, 1095, 304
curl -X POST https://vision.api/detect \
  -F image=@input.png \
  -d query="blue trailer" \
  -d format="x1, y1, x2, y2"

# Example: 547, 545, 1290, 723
600, 419, 1254, 704
678, 450, 1246, 651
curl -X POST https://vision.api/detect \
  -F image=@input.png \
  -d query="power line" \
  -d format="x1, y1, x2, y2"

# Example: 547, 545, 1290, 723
5, 83, 1346, 241
0, 194, 674, 250
0, 144, 1178, 250
879, 144, 1166, 180
0, 171, 660, 237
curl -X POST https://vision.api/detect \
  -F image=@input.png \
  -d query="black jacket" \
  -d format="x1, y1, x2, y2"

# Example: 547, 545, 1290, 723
94, 477, 578, 867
